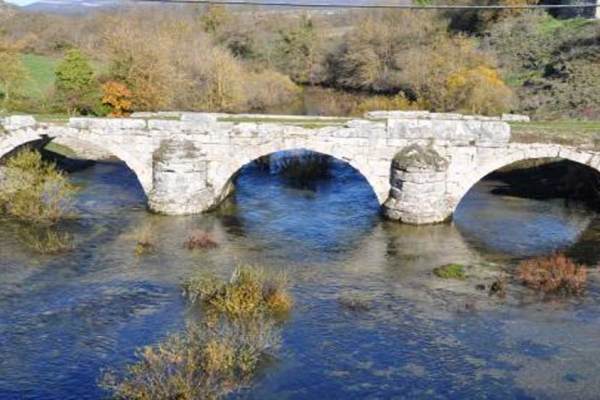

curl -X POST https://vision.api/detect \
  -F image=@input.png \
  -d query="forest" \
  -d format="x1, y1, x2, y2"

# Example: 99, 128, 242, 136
0, 0, 599, 119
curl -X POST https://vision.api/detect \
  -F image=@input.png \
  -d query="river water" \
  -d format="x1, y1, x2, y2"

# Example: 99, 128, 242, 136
1, 154, 600, 399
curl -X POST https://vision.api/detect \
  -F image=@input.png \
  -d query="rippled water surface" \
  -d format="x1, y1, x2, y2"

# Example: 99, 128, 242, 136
2, 155, 600, 399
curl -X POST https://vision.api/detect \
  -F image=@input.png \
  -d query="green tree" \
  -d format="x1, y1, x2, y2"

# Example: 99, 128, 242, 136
54, 48, 98, 115
276, 14, 321, 84
0, 48, 26, 109
0, 33, 27, 109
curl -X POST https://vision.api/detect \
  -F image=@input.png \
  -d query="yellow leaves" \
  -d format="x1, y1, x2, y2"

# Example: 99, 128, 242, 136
447, 66, 506, 91
444, 65, 515, 115
446, 73, 468, 90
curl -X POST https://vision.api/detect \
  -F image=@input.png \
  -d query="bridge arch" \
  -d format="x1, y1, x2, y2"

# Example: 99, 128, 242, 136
0, 132, 152, 194
211, 145, 386, 207
450, 145, 600, 214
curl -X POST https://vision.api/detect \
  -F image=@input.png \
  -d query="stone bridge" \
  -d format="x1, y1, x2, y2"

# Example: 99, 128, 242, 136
1, 111, 599, 225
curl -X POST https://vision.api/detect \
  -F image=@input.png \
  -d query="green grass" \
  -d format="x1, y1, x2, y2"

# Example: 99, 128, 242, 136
510, 121, 600, 147
537, 16, 594, 37
20, 54, 60, 101
218, 116, 353, 129
4, 53, 108, 103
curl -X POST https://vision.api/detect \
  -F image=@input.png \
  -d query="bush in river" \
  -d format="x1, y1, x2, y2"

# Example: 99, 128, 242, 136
182, 264, 292, 319
516, 254, 587, 296
18, 226, 73, 255
130, 224, 156, 257
0, 149, 75, 225
182, 230, 218, 250
101, 318, 281, 400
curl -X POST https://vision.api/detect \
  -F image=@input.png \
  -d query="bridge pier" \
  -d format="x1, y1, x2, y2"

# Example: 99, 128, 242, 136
383, 144, 452, 224
147, 139, 217, 215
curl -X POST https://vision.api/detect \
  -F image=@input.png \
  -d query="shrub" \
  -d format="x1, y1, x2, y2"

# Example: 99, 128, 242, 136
0, 149, 76, 225
182, 230, 218, 250
101, 318, 281, 400
18, 226, 73, 255
243, 70, 300, 111
433, 263, 468, 280
130, 223, 156, 257
101, 81, 132, 117
182, 264, 292, 319
516, 254, 587, 296
352, 93, 422, 116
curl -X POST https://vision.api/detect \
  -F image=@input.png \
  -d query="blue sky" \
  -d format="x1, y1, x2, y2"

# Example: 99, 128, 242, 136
6, 0, 38, 5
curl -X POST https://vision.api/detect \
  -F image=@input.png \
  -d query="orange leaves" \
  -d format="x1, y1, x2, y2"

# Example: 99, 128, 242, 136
101, 81, 132, 117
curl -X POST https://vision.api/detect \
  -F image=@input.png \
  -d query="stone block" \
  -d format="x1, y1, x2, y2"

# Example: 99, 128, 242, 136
2, 115, 36, 129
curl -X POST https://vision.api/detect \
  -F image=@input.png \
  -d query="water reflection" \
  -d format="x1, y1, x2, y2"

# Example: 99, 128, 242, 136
1, 155, 600, 399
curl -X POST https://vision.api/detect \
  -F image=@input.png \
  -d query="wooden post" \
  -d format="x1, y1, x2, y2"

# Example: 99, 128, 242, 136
596, 0, 600, 19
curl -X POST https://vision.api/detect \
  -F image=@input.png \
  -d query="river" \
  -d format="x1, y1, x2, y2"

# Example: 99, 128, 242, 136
1, 153, 600, 399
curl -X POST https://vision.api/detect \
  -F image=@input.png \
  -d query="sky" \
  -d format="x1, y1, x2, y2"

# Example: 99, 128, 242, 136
6, 0, 38, 5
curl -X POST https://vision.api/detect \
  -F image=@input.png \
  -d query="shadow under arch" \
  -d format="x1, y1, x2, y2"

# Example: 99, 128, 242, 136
452, 156, 600, 257
452, 146, 600, 215
0, 135, 150, 196
215, 148, 382, 208
215, 148, 382, 258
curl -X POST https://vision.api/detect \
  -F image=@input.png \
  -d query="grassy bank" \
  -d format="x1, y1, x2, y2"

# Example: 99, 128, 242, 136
510, 121, 600, 147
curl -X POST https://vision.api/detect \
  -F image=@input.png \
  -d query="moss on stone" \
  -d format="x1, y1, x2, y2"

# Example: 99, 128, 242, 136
433, 263, 468, 280
392, 143, 449, 171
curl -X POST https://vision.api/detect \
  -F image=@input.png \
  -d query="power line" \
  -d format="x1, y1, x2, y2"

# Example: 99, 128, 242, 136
135, 0, 600, 11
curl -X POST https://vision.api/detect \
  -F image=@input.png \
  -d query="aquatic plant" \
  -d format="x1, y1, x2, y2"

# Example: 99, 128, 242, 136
18, 226, 74, 255
101, 318, 280, 400
131, 224, 156, 257
338, 292, 372, 312
182, 230, 218, 250
0, 149, 76, 225
182, 264, 292, 318
516, 254, 587, 296
433, 263, 468, 280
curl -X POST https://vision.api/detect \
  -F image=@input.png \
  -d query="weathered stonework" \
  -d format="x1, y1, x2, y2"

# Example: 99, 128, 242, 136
1, 111, 599, 224
383, 144, 450, 224
148, 139, 215, 214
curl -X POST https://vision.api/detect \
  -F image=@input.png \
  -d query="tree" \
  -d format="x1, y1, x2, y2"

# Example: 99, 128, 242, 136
0, 32, 27, 109
276, 14, 322, 84
445, 0, 540, 32
101, 81, 132, 117
201, 4, 230, 34
0, 48, 26, 109
54, 48, 98, 115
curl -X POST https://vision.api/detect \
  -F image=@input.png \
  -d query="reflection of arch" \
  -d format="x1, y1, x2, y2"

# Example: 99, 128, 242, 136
212, 147, 383, 205
0, 132, 151, 194
451, 145, 600, 213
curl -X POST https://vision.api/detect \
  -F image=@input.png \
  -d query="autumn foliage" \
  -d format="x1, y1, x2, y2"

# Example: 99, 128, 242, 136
101, 81, 132, 117
516, 254, 587, 296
